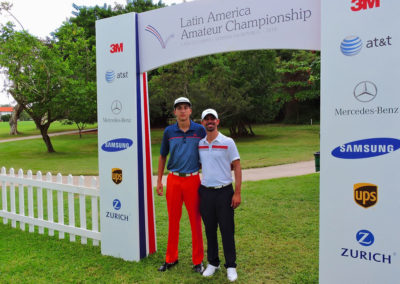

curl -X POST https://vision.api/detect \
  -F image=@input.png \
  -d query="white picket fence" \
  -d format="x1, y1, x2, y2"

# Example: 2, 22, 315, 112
0, 167, 100, 246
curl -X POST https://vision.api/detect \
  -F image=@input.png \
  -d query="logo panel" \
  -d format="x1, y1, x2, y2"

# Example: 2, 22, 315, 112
112, 168, 123, 185
354, 183, 378, 208
331, 138, 400, 159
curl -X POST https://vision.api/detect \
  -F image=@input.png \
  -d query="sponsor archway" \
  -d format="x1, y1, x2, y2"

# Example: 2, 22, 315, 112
96, 0, 397, 282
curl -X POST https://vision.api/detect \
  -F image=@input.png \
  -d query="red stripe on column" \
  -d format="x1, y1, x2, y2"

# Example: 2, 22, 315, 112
142, 72, 156, 254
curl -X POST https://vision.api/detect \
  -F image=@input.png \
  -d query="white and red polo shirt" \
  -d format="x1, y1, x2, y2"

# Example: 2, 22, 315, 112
199, 132, 240, 187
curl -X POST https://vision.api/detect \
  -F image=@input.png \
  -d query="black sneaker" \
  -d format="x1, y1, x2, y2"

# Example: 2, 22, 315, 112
193, 263, 204, 273
158, 260, 179, 272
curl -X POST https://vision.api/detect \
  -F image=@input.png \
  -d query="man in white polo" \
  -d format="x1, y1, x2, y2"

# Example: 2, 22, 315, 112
198, 108, 242, 282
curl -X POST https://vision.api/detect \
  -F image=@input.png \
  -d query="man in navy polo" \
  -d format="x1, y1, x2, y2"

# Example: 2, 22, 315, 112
198, 108, 242, 282
157, 97, 206, 273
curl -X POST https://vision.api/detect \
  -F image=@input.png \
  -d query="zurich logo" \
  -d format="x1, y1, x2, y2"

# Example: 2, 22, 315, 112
340, 36, 362, 56
356, 230, 374, 247
331, 138, 400, 159
113, 199, 121, 210
101, 138, 133, 152
105, 70, 116, 83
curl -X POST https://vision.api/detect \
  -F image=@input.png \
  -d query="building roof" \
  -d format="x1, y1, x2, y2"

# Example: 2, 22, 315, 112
0, 107, 14, 112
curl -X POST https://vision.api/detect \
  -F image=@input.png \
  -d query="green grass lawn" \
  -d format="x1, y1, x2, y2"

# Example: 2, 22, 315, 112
0, 174, 319, 283
0, 121, 97, 139
0, 124, 319, 176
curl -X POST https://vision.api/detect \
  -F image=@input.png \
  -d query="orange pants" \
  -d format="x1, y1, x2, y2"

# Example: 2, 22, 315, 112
165, 173, 204, 265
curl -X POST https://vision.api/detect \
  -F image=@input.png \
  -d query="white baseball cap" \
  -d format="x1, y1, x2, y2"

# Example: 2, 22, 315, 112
201, 108, 219, 120
174, 97, 191, 108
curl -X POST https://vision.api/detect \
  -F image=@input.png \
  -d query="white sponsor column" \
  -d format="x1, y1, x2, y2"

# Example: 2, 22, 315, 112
96, 13, 141, 261
321, 1, 400, 282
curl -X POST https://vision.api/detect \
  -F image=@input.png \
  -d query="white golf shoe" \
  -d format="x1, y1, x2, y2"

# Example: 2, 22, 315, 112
227, 267, 238, 282
202, 264, 220, 277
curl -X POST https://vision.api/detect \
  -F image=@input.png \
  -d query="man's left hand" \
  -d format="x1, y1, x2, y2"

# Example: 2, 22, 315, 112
231, 192, 241, 209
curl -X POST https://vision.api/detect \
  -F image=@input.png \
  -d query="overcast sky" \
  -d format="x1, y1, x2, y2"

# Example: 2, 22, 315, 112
0, 0, 190, 105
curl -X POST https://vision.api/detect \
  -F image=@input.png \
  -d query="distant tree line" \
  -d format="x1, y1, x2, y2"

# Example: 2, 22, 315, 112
0, 0, 319, 152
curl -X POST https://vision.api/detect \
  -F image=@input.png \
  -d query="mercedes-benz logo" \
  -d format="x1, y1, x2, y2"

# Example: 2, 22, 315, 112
111, 100, 122, 115
353, 81, 377, 102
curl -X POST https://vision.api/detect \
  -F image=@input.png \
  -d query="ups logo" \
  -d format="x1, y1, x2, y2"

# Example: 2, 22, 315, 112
112, 168, 123, 185
354, 183, 377, 208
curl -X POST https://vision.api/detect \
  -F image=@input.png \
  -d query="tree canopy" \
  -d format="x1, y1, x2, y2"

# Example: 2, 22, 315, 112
0, 0, 321, 154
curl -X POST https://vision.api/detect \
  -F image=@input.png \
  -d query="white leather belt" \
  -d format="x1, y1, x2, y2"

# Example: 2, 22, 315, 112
171, 171, 199, 177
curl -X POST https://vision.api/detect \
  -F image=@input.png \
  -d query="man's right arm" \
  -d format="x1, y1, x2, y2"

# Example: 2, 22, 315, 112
157, 155, 167, 196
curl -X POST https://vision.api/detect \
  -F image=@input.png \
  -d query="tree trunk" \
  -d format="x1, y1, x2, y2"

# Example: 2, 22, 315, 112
9, 103, 24, 135
35, 121, 55, 153
283, 100, 299, 123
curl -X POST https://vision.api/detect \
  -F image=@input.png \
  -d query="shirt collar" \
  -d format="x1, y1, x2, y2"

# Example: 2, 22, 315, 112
174, 120, 195, 132
204, 132, 222, 144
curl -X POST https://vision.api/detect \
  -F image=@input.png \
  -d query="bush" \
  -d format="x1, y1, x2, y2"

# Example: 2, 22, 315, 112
1, 114, 11, 122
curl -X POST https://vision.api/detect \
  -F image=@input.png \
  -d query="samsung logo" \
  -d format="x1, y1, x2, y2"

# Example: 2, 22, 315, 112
101, 138, 133, 152
332, 138, 400, 159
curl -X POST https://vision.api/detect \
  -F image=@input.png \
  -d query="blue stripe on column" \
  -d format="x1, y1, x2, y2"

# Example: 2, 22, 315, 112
135, 13, 147, 259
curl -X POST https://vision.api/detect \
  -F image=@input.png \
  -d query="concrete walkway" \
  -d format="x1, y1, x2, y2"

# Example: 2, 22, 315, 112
154, 160, 316, 185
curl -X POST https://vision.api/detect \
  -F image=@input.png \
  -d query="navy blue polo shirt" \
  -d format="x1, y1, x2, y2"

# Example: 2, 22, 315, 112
160, 121, 206, 173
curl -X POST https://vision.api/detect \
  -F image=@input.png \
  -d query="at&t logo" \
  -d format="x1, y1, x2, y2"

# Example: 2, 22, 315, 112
105, 70, 128, 83
351, 0, 380, 11
340, 36, 362, 56
340, 35, 392, 56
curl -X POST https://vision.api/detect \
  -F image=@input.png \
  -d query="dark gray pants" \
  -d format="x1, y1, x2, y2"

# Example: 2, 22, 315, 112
199, 184, 237, 268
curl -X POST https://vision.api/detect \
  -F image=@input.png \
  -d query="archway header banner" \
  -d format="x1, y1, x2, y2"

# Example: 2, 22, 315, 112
138, 0, 320, 72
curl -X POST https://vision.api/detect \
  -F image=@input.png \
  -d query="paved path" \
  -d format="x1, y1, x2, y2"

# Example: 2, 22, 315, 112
153, 160, 316, 185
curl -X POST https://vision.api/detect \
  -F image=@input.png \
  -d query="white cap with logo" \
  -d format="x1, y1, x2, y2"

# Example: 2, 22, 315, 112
201, 108, 219, 120
174, 97, 191, 108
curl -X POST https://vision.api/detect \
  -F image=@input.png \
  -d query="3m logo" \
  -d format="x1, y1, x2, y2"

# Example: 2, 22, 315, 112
112, 168, 123, 185
351, 0, 380, 11
354, 183, 378, 208
110, 43, 123, 53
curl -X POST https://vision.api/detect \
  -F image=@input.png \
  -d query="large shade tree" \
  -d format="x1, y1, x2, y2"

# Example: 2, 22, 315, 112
273, 50, 320, 123
149, 50, 279, 137
0, 23, 70, 152
54, 23, 97, 137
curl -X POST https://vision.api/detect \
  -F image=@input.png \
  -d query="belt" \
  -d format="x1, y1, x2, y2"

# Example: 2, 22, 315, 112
202, 183, 232, 189
171, 171, 199, 177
